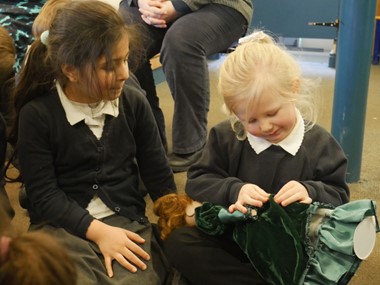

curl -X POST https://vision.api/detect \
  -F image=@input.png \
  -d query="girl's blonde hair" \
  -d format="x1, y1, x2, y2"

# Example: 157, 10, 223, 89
218, 30, 319, 140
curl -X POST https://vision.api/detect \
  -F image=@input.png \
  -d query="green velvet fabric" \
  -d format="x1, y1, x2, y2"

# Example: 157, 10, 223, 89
194, 202, 256, 235
194, 197, 379, 285
195, 196, 309, 285
233, 196, 309, 285
195, 203, 227, 235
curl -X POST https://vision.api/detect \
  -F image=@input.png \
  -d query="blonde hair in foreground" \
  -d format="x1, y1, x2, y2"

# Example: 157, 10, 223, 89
218, 30, 320, 140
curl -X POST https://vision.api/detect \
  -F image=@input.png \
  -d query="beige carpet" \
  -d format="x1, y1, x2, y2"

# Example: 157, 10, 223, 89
5, 52, 380, 284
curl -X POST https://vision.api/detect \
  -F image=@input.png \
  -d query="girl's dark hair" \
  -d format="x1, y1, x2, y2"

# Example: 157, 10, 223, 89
8, 0, 143, 146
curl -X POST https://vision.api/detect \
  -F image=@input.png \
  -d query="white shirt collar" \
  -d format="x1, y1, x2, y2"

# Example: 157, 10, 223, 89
247, 108, 304, 156
56, 82, 119, 126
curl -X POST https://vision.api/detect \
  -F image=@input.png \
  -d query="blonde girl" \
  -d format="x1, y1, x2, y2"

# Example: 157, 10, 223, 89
163, 31, 349, 285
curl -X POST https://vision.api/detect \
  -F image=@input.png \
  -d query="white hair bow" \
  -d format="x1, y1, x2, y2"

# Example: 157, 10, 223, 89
238, 31, 267, 45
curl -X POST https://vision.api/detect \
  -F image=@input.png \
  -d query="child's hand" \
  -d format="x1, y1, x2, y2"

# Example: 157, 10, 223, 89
229, 184, 270, 213
274, 180, 312, 206
86, 220, 150, 277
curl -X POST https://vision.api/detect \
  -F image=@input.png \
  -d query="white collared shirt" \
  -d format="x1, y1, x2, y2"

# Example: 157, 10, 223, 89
247, 109, 305, 156
56, 82, 119, 139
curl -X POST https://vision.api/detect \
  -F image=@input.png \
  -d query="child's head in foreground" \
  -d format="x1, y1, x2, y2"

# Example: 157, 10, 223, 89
218, 30, 319, 141
0, 203, 76, 285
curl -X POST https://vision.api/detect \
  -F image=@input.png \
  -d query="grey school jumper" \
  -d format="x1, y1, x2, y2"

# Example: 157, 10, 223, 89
186, 120, 349, 207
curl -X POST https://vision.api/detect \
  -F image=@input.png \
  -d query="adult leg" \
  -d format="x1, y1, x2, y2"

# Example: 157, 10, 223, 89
119, 1, 168, 150
160, 4, 248, 170
164, 227, 268, 285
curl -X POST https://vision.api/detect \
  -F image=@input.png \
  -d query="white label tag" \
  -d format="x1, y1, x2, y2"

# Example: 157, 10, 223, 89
353, 216, 377, 260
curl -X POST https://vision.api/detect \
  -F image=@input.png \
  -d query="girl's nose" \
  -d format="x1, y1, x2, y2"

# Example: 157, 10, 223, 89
260, 119, 273, 132
117, 63, 129, 81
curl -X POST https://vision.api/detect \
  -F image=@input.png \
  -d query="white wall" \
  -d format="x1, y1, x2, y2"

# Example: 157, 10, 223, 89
298, 38, 334, 52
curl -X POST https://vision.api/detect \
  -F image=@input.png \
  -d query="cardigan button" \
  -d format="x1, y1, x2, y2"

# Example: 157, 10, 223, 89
92, 184, 98, 190
115, 207, 121, 212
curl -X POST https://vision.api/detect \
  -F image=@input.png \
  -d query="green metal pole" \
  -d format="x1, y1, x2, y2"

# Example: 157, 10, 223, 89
331, 0, 377, 182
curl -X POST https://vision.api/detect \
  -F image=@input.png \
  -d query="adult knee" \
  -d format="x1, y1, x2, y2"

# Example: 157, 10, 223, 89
161, 28, 203, 63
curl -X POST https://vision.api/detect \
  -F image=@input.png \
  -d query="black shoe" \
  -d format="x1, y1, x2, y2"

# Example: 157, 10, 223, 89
169, 149, 203, 173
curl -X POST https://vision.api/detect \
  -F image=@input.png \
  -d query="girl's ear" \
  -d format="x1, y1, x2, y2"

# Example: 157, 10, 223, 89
292, 79, 300, 94
61, 64, 79, 82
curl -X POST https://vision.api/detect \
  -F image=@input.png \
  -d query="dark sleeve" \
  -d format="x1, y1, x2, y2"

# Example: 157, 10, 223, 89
126, 0, 135, 7
180, 0, 212, 12
186, 121, 244, 207
125, 76, 176, 201
301, 126, 350, 206
18, 102, 94, 238
129, 0, 191, 15
171, 0, 191, 14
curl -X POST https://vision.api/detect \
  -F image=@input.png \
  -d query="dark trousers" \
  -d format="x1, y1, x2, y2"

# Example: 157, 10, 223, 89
31, 216, 171, 285
119, 2, 247, 154
164, 227, 268, 285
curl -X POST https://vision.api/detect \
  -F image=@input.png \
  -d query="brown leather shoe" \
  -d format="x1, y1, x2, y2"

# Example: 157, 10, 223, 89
169, 149, 203, 173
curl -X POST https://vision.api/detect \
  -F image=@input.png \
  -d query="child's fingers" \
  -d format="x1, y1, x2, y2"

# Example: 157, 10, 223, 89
255, 187, 270, 197
299, 197, 312, 204
105, 256, 114, 278
229, 203, 246, 213
115, 249, 144, 272
125, 231, 146, 244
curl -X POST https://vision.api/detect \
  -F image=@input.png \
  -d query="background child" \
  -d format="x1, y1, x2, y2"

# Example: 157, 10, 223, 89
0, 26, 16, 219
0, 0, 45, 71
8, 1, 176, 284
0, 26, 15, 126
164, 30, 350, 285
32, 0, 71, 38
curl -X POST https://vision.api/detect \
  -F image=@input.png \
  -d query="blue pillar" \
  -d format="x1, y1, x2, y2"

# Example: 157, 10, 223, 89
331, 0, 377, 182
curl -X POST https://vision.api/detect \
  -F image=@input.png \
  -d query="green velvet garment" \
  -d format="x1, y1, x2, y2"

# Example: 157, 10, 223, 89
303, 199, 379, 285
195, 196, 309, 285
195, 196, 379, 285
